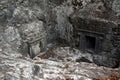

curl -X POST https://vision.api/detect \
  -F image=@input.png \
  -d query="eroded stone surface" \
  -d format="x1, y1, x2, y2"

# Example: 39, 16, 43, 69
0, 48, 120, 80
0, 0, 120, 80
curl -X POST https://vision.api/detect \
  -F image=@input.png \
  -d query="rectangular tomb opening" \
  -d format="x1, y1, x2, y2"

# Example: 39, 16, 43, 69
85, 36, 96, 52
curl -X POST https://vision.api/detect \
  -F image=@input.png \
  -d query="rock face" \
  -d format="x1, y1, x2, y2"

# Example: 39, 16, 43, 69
19, 21, 47, 58
0, 47, 120, 80
69, 17, 120, 68
0, 0, 120, 80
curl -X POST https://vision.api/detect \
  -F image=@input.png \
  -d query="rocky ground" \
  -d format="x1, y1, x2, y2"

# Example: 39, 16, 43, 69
0, 46, 120, 80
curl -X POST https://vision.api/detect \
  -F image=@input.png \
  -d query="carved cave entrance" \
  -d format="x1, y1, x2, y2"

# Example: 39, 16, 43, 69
85, 36, 96, 52
79, 33, 103, 54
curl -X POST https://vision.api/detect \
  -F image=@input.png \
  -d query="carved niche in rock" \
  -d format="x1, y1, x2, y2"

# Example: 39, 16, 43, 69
19, 21, 46, 58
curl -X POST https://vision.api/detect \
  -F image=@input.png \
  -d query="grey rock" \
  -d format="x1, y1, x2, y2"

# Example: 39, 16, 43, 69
0, 0, 120, 80
112, 0, 120, 16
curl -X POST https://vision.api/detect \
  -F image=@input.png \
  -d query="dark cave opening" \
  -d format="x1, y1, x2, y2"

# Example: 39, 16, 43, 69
85, 36, 96, 52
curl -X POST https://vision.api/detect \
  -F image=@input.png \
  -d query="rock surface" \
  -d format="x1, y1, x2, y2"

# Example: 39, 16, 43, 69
0, 47, 120, 80
0, 0, 120, 80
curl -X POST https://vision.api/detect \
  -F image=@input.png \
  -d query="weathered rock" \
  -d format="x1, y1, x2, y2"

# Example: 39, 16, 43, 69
0, 0, 120, 80
112, 0, 120, 16
19, 21, 47, 55
0, 49, 120, 80
3, 26, 21, 51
